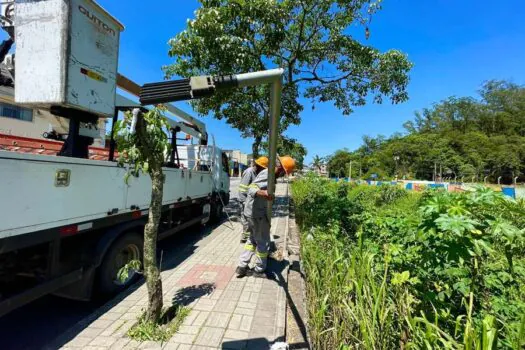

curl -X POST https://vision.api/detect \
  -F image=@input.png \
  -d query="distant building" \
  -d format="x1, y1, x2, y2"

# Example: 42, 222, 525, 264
224, 149, 249, 177
247, 155, 254, 167
314, 164, 328, 177
0, 82, 112, 161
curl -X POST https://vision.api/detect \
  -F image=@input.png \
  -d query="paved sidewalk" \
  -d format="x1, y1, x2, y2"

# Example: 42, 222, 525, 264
50, 183, 289, 350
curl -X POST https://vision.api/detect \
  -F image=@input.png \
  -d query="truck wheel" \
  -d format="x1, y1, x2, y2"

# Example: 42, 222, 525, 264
210, 201, 224, 223
98, 232, 143, 295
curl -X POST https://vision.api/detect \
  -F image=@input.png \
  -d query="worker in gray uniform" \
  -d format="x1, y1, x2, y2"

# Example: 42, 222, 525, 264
236, 156, 296, 278
238, 157, 268, 243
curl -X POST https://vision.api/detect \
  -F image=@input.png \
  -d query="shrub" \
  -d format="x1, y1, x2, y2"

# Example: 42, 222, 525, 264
292, 178, 525, 349
292, 173, 351, 230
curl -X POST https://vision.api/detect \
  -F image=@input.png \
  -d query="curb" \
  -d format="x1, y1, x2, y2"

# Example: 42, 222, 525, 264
285, 183, 311, 350
274, 182, 290, 342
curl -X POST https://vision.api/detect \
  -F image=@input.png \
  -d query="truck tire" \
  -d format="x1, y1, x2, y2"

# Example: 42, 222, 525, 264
97, 232, 143, 296
210, 200, 224, 223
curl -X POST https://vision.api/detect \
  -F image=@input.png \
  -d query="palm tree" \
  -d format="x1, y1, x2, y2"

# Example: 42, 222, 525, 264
312, 155, 323, 172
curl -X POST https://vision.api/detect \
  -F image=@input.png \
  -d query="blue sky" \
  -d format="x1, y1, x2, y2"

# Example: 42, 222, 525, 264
18, 1, 525, 163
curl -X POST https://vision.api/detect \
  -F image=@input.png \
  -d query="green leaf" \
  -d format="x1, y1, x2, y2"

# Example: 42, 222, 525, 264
391, 270, 411, 286
435, 215, 478, 236
117, 259, 142, 283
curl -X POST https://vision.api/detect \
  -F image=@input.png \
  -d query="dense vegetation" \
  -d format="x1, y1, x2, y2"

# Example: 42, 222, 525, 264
292, 174, 525, 349
326, 81, 525, 184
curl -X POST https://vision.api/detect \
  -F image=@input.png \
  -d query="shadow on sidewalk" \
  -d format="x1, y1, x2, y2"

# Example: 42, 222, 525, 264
267, 246, 309, 349
172, 283, 215, 306
221, 337, 271, 350
272, 195, 290, 218
221, 260, 308, 350
225, 197, 241, 221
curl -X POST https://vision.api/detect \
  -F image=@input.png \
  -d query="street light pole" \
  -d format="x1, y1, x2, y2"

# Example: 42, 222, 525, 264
266, 72, 283, 221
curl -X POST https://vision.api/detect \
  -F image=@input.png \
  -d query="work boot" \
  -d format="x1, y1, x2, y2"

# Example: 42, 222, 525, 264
249, 269, 267, 279
236, 266, 249, 278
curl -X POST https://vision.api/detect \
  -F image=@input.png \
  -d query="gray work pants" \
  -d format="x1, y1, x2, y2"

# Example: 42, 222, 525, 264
240, 201, 250, 239
238, 216, 271, 272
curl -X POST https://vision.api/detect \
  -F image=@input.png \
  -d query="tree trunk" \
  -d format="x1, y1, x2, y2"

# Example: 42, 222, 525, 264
144, 167, 164, 322
252, 135, 262, 158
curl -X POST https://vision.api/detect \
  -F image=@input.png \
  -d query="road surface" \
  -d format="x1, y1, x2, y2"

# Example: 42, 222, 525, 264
0, 177, 241, 350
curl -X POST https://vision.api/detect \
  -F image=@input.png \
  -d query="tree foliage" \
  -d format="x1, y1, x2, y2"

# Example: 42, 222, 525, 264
260, 136, 307, 169
165, 0, 413, 155
326, 80, 525, 183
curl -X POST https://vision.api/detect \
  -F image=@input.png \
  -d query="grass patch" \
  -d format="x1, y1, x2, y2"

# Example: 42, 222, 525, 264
127, 304, 191, 342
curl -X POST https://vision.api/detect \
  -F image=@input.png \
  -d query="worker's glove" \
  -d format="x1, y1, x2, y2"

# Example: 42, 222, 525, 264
257, 190, 274, 201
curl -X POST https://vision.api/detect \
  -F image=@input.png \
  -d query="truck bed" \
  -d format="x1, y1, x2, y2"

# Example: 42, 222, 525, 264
0, 150, 215, 239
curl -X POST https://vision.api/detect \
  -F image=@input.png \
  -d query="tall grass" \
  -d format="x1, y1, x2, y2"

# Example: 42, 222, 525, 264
292, 174, 525, 349
302, 226, 403, 349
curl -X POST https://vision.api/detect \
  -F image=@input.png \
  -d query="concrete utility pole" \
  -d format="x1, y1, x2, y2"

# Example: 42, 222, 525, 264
348, 161, 352, 181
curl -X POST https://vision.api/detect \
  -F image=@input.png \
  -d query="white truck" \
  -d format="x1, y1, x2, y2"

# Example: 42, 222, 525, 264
0, 0, 231, 316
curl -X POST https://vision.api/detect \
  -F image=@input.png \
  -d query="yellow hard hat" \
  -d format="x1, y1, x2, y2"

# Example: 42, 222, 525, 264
278, 156, 296, 175
254, 156, 269, 169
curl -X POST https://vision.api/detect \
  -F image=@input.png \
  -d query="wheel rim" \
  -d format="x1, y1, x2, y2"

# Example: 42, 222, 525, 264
112, 243, 140, 286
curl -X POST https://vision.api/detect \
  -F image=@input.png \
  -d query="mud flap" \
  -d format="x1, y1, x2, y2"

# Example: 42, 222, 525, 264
52, 266, 96, 301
